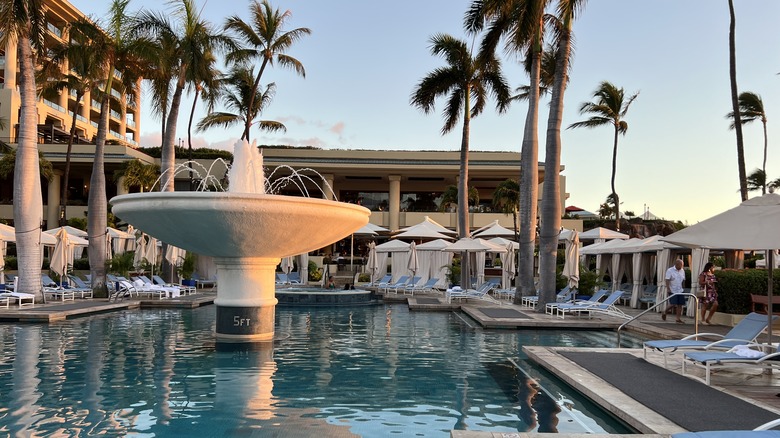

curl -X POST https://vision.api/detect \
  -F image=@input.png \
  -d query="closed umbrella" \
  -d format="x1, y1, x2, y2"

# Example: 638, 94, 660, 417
366, 241, 380, 284
280, 256, 294, 275
500, 241, 516, 290
51, 228, 72, 280
563, 230, 580, 289
134, 233, 147, 271
407, 241, 419, 278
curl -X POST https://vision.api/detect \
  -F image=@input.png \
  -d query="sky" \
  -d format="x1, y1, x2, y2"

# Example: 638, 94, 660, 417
69, 0, 780, 225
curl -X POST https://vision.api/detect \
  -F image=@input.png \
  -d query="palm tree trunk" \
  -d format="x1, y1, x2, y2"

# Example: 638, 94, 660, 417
728, 0, 748, 201
244, 58, 270, 142
187, 87, 199, 191
14, 35, 44, 300
517, 31, 542, 304
61, 92, 84, 226
161, 73, 186, 192
611, 127, 620, 230
458, 91, 471, 289
88, 93, 111, 297
762, 120, 768, 194
538, 18, 573, 312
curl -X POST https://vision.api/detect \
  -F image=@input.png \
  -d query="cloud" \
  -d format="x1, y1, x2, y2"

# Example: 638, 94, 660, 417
329, 122, 345, 135
139, 132, 162, 148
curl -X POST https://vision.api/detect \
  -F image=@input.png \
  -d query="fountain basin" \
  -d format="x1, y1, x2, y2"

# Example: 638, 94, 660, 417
111, 192, 370, 258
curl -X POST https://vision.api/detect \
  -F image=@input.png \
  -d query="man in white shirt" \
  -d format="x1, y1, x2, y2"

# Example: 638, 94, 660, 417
663, 259, 686, 323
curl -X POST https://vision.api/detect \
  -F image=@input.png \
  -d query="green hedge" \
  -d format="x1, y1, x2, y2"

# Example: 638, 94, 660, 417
715, 269, 780, 314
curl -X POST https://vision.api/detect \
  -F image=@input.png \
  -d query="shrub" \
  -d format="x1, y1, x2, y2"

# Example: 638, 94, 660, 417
715, 269, 780, 314
309, 269, 323, 282
4, 256, 17, 270
73, 257, 90, 270
358, 273, 371, 283
577, 266, 605, 294
446, 258, 461, 286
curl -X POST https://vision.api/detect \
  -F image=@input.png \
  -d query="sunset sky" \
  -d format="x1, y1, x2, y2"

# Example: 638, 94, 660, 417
70, 0, 780, 224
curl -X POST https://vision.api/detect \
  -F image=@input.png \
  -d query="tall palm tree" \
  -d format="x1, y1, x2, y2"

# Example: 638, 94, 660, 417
537, 0, 585, 311
134, 0, 234, 192
224, 0, 310, 142
411, 33, 510, 288
0, 0, 46, 298
568, 81, 639, 230
745, 168, 766, 194
728, 0, 748, 201
196, 66, 287, 136
439, 184, 480, 213
87, 0, 145, 297
727, 91, 768, 194
492, 179, 520, 242
40, 18, 111, 225
114, 159, 161, 192
466, 0, 548, 303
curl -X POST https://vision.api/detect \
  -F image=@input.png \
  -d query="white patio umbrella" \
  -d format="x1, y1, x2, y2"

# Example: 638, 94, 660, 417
579, 227, 629, 241
500, 241, 516, 290
366, 241, 380, 284
407, 241, 419, 278
50, 227, 72, 279
134, 233, 147, 271
397, 216, 456, 235
280, 256, 294, 275
662, 192, 780, 341
563, 230, 580, 289
472, 220, 516, 238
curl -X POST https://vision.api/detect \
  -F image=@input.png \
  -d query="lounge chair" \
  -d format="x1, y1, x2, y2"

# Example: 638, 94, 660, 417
372, 274, 392, 288
672, 419, 780, 437
643, 312, 778, 368
287, 272, 303, 284
446, 281, 500, 304
398, 276, 422, 295
381, 275, 409, 294
522, 286, 573, 309
638, 284, 658, 308
555, 290, 626, 319
682, 343, 780, 385
43, 286, 75, 302
0, 281, 35, 307
545, 289, 607, 315
192, 273, 216, 289
152, 275, 195, 295
275, 273, 289, 284
411, 277, 440, 295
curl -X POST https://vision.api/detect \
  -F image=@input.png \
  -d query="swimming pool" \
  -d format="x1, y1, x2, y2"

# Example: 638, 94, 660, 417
0, 304, 644, 436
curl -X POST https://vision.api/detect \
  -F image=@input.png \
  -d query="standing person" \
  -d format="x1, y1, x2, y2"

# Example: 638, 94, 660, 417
698, 262, 718, 324
663, 259, 686, 324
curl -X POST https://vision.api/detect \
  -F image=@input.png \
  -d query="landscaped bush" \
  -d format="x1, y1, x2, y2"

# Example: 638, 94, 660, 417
715, 269, 780, 314
307, 260, 320, 281
4, 256, 16, 270
358, 273, 371, 283
73, 257, 90, 270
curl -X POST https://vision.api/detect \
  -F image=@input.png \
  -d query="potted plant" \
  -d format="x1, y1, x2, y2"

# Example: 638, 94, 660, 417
177, 252, 198, 286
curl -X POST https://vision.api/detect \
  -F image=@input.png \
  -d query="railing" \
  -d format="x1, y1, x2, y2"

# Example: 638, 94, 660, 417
75, 114, 88, 123
616, 292, 699, 346
126, 119, 136, 128
43, 98, 66, 113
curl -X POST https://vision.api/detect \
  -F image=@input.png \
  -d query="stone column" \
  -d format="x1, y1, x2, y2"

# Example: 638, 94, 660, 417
389, 175, 401, 231
116, 176, 128, 195
47, 170, 63, 229
321, 173, 335, 200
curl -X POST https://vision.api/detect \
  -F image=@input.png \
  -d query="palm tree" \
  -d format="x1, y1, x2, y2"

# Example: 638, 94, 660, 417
114, 159, 161, 192
224, 0, 310, 142
537, 0, 585, 311
466, 0, 548, 303
411, 33, 510, 288
439, 184, 480, 212
196, 66, 287, 136
134, 0, 234, 192
40, 18, 111, 225
727, 91, 768, 194
745, 168, 766, 194
568, 81, 638, 230
0, 0, 46, 298
86, 0, 145, 297
492, 179, 520, 242
728, 0, 748, 201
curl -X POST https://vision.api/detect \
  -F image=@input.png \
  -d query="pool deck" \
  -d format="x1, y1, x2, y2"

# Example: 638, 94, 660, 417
2, 286, 778, 437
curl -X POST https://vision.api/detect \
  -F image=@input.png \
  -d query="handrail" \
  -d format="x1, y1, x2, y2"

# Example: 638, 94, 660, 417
616, 292, 699, 346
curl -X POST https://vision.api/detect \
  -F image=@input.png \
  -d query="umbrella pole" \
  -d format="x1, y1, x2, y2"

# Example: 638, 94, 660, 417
350, 234, 354, 273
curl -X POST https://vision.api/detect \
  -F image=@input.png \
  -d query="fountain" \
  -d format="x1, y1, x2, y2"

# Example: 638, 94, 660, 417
110, 140, 370, 342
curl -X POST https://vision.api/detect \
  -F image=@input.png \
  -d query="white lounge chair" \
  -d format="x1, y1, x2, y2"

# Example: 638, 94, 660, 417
446, 282, 500, 304
555, 290, 627, 319
382, 276, 409, 294
153, 275, 195, 295
682, 343, 780, 385
411, 277, 440, 295
546, 289, 607, 315
644, 312, 778, 368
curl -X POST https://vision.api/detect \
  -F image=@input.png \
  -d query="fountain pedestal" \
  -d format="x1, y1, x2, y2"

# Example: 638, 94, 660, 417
213, 257, 279, 341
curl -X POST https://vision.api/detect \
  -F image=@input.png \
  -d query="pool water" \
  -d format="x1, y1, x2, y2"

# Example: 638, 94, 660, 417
0, 304, 644, 437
